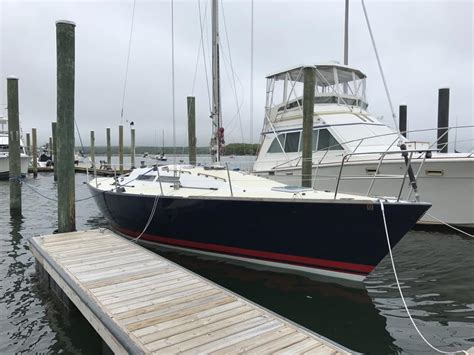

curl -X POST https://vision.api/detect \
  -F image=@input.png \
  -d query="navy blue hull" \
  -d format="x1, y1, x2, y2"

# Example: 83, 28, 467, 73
89, 186, 430, 279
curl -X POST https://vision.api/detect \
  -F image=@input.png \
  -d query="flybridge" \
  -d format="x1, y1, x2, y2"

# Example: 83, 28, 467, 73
264, 63, 368, 124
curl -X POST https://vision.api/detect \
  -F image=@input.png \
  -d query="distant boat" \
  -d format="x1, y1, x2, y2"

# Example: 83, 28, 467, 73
74, 151, 86, 166
37, 148, 53, 168
155, 152, 167, 162
0, 117, 29, 180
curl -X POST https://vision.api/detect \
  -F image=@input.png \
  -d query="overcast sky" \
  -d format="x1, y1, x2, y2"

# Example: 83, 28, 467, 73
0, 0, 472, 148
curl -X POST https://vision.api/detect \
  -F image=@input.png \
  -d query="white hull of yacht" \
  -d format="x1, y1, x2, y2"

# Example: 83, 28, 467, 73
254, 156, 474, 227
0, 154, 30, 180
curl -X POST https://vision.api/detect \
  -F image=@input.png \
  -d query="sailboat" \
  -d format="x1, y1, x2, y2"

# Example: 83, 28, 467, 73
88, 0, 430, 282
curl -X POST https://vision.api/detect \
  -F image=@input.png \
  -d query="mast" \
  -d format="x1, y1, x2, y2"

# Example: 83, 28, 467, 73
344, 0, 349, 65
211, 0, 223, 163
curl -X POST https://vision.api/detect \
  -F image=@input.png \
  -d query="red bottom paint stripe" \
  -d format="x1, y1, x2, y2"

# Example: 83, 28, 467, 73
117, 227, 374, 275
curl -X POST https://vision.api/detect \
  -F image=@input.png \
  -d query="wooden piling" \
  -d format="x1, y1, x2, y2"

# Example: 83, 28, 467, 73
106, 127, 111, 168
56, 20, 76, 233
399, 104, 407, 138
130, 128, 135, 169
119, 125, 124, 174
302, 66, 316, 188
437, 88, 450, 153
52, 122, 57, 181
90, 130, 95, 169
7, 76, 21, 216
187, 96, 197, 165
49, 137, 53, 156
32, 128, 38, 178
26, 133, 31, 156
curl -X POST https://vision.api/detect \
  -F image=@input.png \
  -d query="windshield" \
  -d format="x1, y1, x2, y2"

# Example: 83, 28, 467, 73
334, 124, 399, 151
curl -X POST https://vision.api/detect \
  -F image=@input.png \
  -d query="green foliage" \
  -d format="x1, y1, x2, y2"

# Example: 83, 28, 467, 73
78, 143, 259, 156
223, 143, 259, 155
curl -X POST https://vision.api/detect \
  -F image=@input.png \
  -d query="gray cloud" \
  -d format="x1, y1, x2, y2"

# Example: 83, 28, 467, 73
1, 0, 472, 149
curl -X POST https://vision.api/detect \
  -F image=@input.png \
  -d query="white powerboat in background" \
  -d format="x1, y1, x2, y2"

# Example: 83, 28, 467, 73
0, 117, 29, 180
252, 64, 473, 227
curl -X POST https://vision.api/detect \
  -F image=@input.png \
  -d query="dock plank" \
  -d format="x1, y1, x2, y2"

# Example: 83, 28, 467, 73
211, 325, 297, 354
139, 305, 254, 344
29, 229, 350, 354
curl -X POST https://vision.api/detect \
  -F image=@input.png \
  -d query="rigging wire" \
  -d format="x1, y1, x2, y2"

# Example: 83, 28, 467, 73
74, 119, 86, 155
250, 0, 254, 146
191, 1, 208, 96
360, 0, 403, 143
186, 1, 209, 157
220, 0, 245, 143
120, 0, 137, 124
379, 200, 469, 354
198, 0, 212, 113
171, 0, 176, 165
218, 38, 245, 140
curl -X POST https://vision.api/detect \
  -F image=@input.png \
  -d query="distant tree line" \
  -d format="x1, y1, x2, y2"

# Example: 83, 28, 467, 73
77, 143, 259, 156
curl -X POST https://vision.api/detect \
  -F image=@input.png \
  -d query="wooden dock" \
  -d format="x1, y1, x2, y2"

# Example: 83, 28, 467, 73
28, 165, 131, 176
29, 229, 351, 354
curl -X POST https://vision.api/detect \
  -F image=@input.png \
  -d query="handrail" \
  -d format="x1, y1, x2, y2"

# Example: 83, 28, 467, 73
333, 149, 435, 200
273, 125, 474, 177
366, 152, 386, 196
267, 125, 473, 174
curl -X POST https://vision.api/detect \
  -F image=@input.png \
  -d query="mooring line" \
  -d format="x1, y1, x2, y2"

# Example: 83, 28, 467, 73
19, 178, 105, 203
132, 193, 160, 243
379, 200, 469, 355
425, 212, 473, 238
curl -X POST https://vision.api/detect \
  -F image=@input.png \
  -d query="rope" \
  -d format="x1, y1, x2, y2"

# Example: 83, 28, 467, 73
379, 200, 468, 354
120, 0, 137, 124
132, 193, 160, 242
360, 0, 403, 143
20, 179, 106, 202
425, 213, 473, 238
21, 180, 58, 202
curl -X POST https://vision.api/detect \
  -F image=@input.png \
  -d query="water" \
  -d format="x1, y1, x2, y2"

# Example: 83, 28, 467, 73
0, 170, 473, 354
87, 154, 256, 172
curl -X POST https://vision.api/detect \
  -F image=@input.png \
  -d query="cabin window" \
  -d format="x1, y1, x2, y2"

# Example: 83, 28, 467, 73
299, 130, 318, 151
137, 174, 155, 181
317, 129, 342, 151
268, 135, 285, 153
284, 132, 300, 152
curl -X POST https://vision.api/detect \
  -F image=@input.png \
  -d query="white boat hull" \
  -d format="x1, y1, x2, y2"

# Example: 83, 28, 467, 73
0, 154, 30, 180
255, 157, 474, 227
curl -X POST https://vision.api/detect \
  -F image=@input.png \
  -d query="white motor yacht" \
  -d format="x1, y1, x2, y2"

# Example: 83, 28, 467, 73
252, 64, 473, 227
0, 117, 30, 180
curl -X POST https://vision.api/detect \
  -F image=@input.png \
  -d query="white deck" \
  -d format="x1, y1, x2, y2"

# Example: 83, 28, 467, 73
91, 165, 376, 202
30, 229, 351, 354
